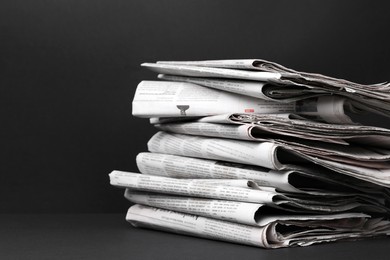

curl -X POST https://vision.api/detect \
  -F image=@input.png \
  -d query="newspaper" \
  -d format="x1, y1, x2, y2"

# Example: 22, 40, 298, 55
126, 204, 390, 248
132, 80, 364, 124
197, 113, 390, 147
109, 170, 279, 205
132, 80, 295, 117
152, 59, 390, 95
147, 131, 390, 188
124, 190, 370, 227
148, 131, 390, 167
142, 60, 390, 117
151, 59, 388, 92
158, 74, 329, 102
136, 152, 384, 195
111, 59, 390, 248
147, 131, 284, 170
154, 120, 346, 145
148, 59, 390, 101
110, 170, 388, 214
154, 122, 390, 163
150, 113, 390, 146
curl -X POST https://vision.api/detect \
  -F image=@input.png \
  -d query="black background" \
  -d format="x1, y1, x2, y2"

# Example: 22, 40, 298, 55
1, 0, 390, 213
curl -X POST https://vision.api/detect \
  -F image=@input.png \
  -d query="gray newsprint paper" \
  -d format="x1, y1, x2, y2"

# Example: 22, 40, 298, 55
124, 189, 370, 227
132, 81, 376, 124
142, 60, 390, 117
132, 81, 295, 118
147, 131, 390, 188
135, 152, 381, 195
110, 170, 388, 214
126, 204, 390, 248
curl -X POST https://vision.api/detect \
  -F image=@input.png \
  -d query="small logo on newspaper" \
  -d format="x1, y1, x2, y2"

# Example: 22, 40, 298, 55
245, 108, 254, 113
177, 105, 190, 116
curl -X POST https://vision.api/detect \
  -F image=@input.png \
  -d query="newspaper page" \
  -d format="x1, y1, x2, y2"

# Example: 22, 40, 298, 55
197, 113, 390, 147
124, 190, 370, 227
155, 121, 254, 141
141, 62, 282, 82
136, 152, 373, 194
110, 170, 388, 213
158, 74, 328, 101
133, 81, 364, 124
149, 113, 303, 125
155, 121, 390, 164
132, 81, 295, 118
126, 204, 268, 247
147, 132, 390, 188
147, 131, 284, 170
109, 170, 280, 204
155, 117, 390, 147
144, 60, 390, 117
124, 189, 263, 226
296, 95, 357, 124
153, 112, 390, 146
270, 218, 390, 248
132, 80, 360, 123
154, 59, 390, 99
154, 121, 345, 145
126, 204, 390, 248
303, 156, 390, 188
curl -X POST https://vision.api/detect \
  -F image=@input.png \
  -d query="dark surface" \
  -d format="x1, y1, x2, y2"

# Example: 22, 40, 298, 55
1, 214, 390, 260
1, 0, 390, 213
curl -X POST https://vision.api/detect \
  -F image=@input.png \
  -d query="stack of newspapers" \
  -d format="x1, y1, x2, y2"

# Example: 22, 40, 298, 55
109, 59, 390, 248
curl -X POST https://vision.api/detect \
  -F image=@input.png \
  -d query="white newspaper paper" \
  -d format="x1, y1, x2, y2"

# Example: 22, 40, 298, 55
152, 59, 390, 100
124, 190, 370, 227
147, 131, 390, 188
125, 190, 263, 226
132, 80, 367, 124
142, 60, 390, 117
111, 170, 388, 213
154, 122, 390, 163
147, 131, 283, 170
195, 113, 390, 147
109, 170, 279, 204
149, 113, 390, 147
158, 74, 328, 101
132, 81, 295, 118
126, 204, 390, 248
136, 152, 378, 195
127, 204, 268, 247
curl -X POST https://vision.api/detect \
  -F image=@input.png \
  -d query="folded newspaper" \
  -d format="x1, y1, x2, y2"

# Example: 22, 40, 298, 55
109, 58, 390, 248
142, 59, 390, 118
133, 80, 373, 125
147, 131, 390, 188
126, 204, 390, 248
151, 113, 390, 147
109, 170, 390, 248
110, 171, 389, 214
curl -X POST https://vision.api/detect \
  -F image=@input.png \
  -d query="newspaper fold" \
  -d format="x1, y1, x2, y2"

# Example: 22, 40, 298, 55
136, 152, 385, 196
142, 60, 390, 117
147, 131, 390, 188
124, 190, 371, 227
133, 80, 366, 124
155, 122, 390, 163
126, 204, 390, 248
196, 113, 390, 147
158, 74, 329, 102
110, 171, 388, 213
132, 80, 295, 117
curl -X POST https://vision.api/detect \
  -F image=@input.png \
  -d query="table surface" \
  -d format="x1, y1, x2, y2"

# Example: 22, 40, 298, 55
1, 214, 390, 260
